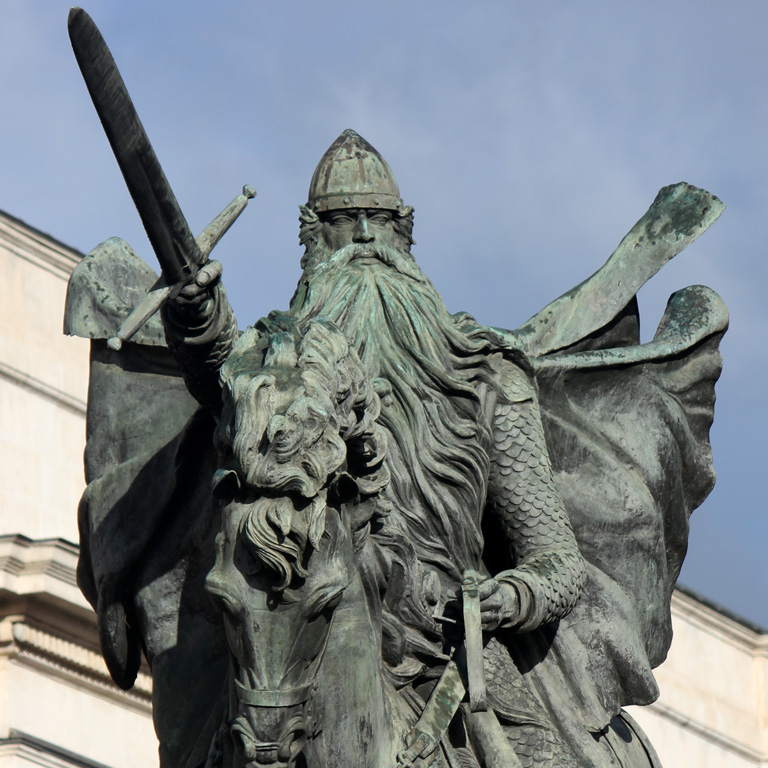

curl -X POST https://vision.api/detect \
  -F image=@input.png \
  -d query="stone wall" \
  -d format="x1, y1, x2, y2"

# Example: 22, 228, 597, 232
630, 587, 768, 767
0, 212, 158, 768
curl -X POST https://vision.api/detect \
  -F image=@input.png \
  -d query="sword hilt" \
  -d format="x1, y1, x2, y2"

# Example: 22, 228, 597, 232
462, 570, 487, 713
107, 185, 255, 351
196, 185, 256, 263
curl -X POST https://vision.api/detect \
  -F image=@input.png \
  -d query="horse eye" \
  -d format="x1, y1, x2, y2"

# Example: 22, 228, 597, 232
234, 538, 261, 577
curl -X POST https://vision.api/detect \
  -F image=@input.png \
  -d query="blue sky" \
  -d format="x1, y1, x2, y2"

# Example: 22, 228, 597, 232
2, 1, 766, 626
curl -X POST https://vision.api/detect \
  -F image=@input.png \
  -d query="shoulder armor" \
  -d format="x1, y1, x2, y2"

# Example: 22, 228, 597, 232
495, 355, 536, 404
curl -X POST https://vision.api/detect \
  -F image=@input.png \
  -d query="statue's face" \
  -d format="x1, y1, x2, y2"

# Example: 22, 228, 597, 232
320, 208, 398, 254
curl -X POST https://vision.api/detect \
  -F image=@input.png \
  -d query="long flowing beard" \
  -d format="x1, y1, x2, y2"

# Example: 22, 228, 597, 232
291, 243, 497, 581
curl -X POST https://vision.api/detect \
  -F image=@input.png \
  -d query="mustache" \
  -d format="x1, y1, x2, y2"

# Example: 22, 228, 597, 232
303, 242, 428, 285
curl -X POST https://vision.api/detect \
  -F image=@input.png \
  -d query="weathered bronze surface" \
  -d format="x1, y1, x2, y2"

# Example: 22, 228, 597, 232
65, 12, 727, 768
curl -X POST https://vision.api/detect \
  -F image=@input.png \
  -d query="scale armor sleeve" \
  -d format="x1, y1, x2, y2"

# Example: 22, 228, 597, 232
487, 360, 586, 633
162, 283, 239, 414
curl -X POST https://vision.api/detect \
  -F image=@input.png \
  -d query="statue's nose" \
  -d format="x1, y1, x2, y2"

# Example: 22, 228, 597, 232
353, 214, 374, 243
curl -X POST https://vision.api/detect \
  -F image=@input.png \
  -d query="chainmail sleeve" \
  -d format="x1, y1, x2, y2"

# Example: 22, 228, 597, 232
486, 357, 586, 633
161, 283, 239, 414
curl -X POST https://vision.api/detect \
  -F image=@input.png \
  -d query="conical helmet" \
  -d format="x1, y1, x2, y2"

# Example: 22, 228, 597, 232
307, 129, 403, 213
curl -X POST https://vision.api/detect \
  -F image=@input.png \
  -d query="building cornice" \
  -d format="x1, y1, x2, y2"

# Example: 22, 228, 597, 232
671, 587, 768, 656
0, 535, 153, 712
0, 211, 82, 281
0, 615, 152, 711
0, 730, 114, 768
0, 535, 88, 613
646, 699, 767, 765
0, 360, 86, 416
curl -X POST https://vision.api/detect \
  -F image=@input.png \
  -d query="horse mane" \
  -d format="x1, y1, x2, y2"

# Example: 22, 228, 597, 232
217, 319, 389, 590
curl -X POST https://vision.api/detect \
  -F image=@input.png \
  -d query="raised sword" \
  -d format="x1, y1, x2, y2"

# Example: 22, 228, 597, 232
68, 7, 254, 349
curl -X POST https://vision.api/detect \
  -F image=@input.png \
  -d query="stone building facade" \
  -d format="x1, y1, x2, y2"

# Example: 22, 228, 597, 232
0, 210, 763, 768
629, 588, 768, 767
0, 211, 157, 768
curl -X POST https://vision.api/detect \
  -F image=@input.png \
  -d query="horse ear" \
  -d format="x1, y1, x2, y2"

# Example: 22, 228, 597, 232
212, 468, 242, 499
328, 471, 358, 504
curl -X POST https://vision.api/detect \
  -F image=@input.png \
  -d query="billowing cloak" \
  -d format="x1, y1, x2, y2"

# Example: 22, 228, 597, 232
65, 237, 227, 768
64, 183, 727, 766
481, 285, 726, 763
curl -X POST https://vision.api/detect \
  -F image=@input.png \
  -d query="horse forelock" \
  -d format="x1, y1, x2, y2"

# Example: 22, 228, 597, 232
218, 319, 390, 590
240, 493, 328, 591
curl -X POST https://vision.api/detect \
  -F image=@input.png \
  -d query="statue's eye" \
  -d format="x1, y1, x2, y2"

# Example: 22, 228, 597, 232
370, 214, 391, 225
330, 215, 353, 227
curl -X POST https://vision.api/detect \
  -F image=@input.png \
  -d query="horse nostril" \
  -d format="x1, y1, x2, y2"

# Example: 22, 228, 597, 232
205, 572, 242, 618
328, 471, 358, 504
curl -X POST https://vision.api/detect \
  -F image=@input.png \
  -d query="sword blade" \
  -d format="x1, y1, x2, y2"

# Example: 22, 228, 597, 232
68, 7, 202, 284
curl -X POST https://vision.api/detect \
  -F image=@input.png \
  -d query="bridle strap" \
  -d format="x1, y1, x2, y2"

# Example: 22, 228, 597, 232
232, 550, 343, 713
235, 679, 313, 708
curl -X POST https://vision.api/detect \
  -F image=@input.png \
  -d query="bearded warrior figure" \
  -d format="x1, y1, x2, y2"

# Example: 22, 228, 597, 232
67, 129, 727, 768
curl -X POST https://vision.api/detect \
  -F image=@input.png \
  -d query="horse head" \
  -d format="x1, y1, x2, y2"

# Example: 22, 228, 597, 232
205, 319, 389, 768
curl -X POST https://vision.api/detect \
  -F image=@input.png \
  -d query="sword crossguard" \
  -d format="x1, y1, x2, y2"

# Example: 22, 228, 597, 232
107, 184, 255, 350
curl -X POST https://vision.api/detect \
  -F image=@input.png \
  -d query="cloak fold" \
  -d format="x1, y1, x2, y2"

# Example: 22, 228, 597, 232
516, 284, 726, 748
66, 239, 227, 768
